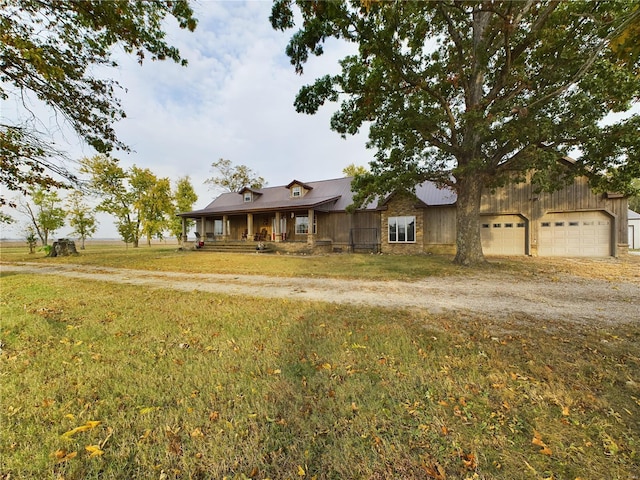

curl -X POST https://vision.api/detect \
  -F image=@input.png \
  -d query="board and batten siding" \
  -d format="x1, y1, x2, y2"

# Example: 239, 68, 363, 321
421, 174, 627, 256
479, 175, 627, 256
317, 210, 379, 247
424, 206, 457, 251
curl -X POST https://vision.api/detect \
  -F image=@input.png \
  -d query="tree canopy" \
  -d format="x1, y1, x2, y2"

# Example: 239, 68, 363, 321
0, 0, 197, 204
169, 176, 198, 245
205, 158, 266, 193
81, 155, 165, 247
271, 0, 640, 265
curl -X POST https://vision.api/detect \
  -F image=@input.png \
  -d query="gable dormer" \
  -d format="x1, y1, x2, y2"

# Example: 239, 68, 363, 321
238, 187, 262, 203
286, 180, 313, 199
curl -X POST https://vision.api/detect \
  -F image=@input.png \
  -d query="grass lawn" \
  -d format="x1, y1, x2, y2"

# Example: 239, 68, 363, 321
1, 244, 639, 479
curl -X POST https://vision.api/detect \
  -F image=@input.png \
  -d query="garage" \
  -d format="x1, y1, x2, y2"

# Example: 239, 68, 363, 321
481, 215, 527, 255
538, 211, 611, 257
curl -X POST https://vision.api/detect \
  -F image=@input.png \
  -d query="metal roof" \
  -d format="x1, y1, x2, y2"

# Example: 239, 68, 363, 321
179, 176, 457, 217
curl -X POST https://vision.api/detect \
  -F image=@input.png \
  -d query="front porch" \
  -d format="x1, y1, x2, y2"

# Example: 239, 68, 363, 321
182, 209, 320, 247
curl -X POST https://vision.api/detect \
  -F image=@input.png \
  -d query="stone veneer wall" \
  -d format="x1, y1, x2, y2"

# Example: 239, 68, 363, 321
380, 193, 425, 254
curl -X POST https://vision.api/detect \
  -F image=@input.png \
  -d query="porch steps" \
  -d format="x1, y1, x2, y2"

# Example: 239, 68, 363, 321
197, 242, 275, 254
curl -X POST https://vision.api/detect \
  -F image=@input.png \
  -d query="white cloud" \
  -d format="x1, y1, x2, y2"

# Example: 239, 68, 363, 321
1, 1, 371, 239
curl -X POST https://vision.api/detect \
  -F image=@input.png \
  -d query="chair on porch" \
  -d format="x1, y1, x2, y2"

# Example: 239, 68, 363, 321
254, 228, 268, 241
241, 229, 248, 241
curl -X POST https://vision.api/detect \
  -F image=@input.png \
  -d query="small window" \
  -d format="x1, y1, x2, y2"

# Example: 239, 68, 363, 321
541, 222, 550, 227
569, 221, 579, 227
517, 223, 525, 228
504, 223, 513, 228
555, 222, 564, 227
493, 223, 501, 228
292, 186, 302, 198
243, 192, 252, 203
583, 221, 594, 225
481, 224, 490, 229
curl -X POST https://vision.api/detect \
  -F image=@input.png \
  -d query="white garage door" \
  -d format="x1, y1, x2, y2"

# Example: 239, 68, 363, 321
481, 215, 526, 255
538, 212, 611, 257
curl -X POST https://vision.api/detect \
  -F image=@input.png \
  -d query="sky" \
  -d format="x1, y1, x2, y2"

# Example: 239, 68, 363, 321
1, 0, 371, 239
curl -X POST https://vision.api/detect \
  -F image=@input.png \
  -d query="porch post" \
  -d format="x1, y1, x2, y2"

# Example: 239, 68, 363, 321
201, 217, 206, 237
222, 215, 228, 240
274, 212, 282, 242
307, 208, 316, 246
181, 217, 187, 244
247, 213, 254, 240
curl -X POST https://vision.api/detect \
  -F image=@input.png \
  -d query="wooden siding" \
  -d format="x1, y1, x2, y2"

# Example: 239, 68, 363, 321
480, 175, 627, 255
424, 207, 456, 245
317, 210, 379, 248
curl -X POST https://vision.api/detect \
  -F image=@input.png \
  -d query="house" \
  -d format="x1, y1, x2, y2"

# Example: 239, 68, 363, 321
629, 209, 640, 250
178, 172, 630, 257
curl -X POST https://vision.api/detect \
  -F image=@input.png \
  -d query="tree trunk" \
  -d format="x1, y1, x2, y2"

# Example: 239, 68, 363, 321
453, 175, 486, 266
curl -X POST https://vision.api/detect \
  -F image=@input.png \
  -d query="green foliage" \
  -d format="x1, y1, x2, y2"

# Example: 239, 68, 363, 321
19, 187, 66, 246
81, 155, 172, 247
80, 155, 137, 246
272, 0, 640, 265
169, 176, 198, 243
629, 178, 640, 212
0, 211, 15, 224
0, 0, 197, 203
23, 225, 37, 253
205, 158, 266, 193
342, 163, 368, 177
130, 167, 173, 246
610, 5, 640, 74
65, 191, 98, 249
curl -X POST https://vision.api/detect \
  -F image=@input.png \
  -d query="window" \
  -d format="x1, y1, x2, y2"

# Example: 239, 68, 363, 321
388, 216, 415, 243
504, 223, 513, 228
517, 223, 525, 228
292, 186, 302, 198
295, 215, 308, 234
569, 221, 579, 227
555, 222, 564, 227
243, 192, 252, 203
481, 223, 490, 229
493, 223, 502, 228
541, 222, 551, 227
214, 220, 223, 236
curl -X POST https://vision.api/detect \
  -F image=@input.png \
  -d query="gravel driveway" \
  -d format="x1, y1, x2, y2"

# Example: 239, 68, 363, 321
2, 261, 638, 327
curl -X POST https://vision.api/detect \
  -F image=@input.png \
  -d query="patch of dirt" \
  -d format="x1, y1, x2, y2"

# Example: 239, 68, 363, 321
2, 261, 638, 327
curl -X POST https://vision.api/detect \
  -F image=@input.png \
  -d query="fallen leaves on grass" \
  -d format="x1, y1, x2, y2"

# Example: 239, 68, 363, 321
61, 420, 101, 438
532, 430, 553, 456
54, 449, 77, 463
85, 444, 104, 457
422, 460, 447, 479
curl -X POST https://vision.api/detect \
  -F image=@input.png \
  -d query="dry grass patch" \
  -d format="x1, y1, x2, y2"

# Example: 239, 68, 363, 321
2, 242, 639, 283
1, 273, 638, 479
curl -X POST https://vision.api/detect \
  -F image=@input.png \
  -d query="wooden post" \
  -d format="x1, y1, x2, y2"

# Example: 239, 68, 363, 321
247, 213, 254, 240
307, 208, 316, 246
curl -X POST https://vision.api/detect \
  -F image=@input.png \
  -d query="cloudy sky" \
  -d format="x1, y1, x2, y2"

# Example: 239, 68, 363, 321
2, 0, 370, 239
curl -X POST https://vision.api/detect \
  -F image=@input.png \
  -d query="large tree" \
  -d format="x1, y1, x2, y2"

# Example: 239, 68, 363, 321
169, 176, 198, 246
271, 0, 640, 265
205, 158, 266, 193
0, 0, 197, 205
81, 156, 173, 247
131, 167, 173, 246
